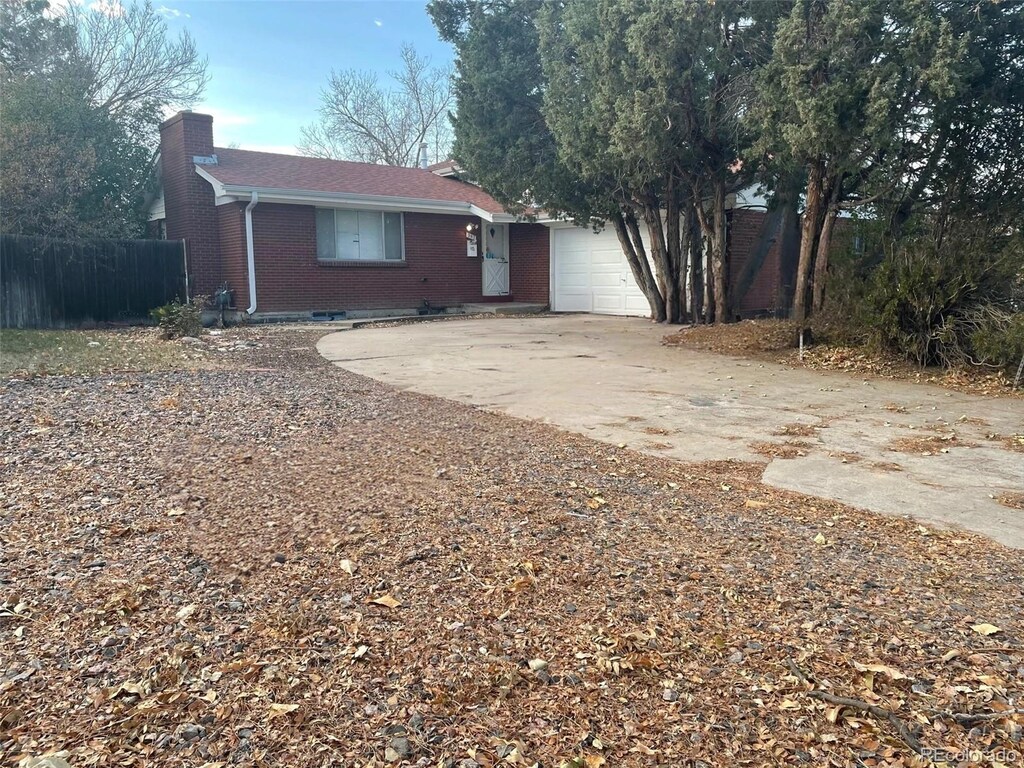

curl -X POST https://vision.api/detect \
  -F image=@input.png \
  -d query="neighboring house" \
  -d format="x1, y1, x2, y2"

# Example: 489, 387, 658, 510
152, 111, 789, 319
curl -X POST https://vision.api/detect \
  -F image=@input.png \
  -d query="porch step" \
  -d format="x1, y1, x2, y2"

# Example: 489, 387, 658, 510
461, 302, 548, 315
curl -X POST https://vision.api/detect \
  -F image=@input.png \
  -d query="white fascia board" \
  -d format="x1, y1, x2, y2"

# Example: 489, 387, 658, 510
233, 187, 475, 216
469, 204, 515, 223
196, 167, 510, 221
195, 165, 229, 197
539, 214, 612, 229
540, 218, 583, 229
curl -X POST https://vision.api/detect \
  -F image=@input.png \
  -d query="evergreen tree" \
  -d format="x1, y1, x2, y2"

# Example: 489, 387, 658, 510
0, 0, 207, 239
748, 0, 966, 323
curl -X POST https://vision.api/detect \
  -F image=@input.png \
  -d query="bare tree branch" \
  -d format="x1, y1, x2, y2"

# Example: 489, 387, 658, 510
299, 43, 453, 166
63, 0, 208, 119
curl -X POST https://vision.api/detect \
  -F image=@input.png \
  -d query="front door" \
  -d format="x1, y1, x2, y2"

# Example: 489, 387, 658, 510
482, 223, 509, 296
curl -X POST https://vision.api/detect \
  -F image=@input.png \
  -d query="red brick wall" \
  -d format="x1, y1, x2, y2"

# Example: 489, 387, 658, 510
727, 209, 782, 316
158, 112, 221, 297
250, 206, 496, 313
218, 202, 248, 309
509, 223, 550, 304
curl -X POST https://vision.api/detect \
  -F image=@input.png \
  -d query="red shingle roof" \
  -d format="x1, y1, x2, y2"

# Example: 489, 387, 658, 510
203, 148, 506, 215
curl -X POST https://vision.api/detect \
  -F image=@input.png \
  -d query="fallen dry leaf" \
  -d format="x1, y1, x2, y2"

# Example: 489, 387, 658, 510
972, 623, 1002, 636
267, 703, 299, 719
4, 325, 1022, 767
853, 660, 908, 680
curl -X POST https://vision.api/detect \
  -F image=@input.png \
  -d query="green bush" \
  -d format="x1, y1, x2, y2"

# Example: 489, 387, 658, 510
968, 308, 1024, 371
865, 220, 1022, 370
814, 218, 883, 347
150, 297, 204, 340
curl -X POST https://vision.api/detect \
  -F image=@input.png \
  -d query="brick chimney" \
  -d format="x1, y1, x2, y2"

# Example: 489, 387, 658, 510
159, 111, 221, 298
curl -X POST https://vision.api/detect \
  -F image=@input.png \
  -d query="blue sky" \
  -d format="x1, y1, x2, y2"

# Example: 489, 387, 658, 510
158, 1, 454, 154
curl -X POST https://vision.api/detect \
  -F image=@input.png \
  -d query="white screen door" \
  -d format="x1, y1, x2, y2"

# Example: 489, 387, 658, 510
482, 224, 509, 296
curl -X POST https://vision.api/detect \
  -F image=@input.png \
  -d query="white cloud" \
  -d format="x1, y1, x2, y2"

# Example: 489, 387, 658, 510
374, 18, 383, 27
163, 106, 299, 156
194, 105, 256, 129
157, 5, 191, 19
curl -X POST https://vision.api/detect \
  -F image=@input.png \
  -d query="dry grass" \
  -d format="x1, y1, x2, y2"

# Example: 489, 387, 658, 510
664, 318, 798, 354
771, 422, 819, 438
996, 492, 1024, 510
641, 426, 674, 436
663, 319, 1023, 398
830, 451, 864, 464
869, 460, 905, 472
888, 432, 976, 454
1001, 434, 1024, 453
0, 328, 217, 378
749, 440, 814, 459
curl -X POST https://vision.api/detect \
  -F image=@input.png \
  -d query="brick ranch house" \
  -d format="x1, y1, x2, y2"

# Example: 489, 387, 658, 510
151, 111, 791, 320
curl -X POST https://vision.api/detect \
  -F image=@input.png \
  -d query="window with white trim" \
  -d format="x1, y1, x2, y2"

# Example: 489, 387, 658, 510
316, 208, 404, 262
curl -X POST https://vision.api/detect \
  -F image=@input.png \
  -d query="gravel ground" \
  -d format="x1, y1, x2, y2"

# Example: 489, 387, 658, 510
2, 328, 1022, 768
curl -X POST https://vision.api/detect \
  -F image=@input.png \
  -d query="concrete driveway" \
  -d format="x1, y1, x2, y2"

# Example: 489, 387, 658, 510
318, 315, 1024, 548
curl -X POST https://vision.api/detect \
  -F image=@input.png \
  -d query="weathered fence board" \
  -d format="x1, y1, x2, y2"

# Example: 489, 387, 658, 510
0, 234, 185, 328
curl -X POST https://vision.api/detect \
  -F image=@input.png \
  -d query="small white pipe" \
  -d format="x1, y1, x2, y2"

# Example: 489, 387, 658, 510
181, 239, 190, 303
244, 191, 259, 315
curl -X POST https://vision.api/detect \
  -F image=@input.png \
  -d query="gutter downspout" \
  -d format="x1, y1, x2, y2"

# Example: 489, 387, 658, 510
181, 239, 190, 303
244, 191, 259, 315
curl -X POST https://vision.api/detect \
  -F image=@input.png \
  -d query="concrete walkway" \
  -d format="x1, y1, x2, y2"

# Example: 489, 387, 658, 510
318, 315, 1024, 548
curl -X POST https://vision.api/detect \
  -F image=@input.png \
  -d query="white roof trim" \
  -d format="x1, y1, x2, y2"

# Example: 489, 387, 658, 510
194, 165, 514, 223
147, 192, 165, 222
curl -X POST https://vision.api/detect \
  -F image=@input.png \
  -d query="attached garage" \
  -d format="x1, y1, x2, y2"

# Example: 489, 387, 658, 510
549, 225, 650, 316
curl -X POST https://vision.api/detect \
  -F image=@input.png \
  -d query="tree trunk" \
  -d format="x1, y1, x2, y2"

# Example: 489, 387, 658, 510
678, 200, 693, 323
811, 179, 843, 313
703, 234, 715, 324
693, 181, 729, 323
690, 215, 704, 324
792, 160, 825, 326
664, 174, 684, 324
776, 185, 802, 317
611, 210, 664, 321
641, 202, 673, 323
711, 180, 729, 323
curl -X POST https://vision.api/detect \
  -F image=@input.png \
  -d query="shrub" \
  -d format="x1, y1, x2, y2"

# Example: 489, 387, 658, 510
813, 217, 883, 347
967, 307, 1024, 371
865, 219, 1022, 370
150, 297, 204, 340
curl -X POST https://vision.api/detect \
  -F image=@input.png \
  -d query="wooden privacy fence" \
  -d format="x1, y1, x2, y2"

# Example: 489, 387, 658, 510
0, 234, 186, 328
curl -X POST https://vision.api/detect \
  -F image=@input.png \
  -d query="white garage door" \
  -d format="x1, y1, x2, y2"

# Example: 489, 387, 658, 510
551, 226, 651, 316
